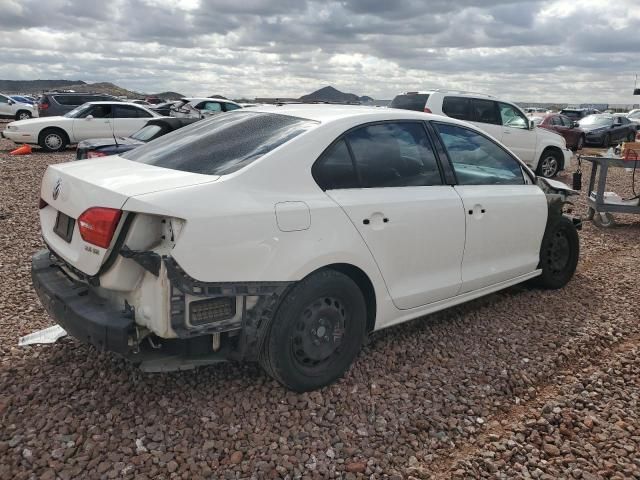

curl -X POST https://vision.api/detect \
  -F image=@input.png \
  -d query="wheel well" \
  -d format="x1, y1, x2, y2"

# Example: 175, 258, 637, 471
39, 127, 69, 145
540, 146, 564, 171
15, 109, 30, 117
325, 263, 377, 333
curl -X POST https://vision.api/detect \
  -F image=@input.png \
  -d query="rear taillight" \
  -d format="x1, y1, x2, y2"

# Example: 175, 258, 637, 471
38, 198, 48, 209
77, 207, 122, 249
38, 102, 49, 111
424, 107, 432, 113
87, 151, 107, 158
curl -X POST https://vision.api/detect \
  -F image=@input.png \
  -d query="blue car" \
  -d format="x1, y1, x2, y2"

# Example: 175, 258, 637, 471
11, 95, 35, 105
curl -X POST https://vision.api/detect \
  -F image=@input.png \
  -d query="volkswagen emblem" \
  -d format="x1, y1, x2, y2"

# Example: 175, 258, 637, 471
52, 178, 62, 201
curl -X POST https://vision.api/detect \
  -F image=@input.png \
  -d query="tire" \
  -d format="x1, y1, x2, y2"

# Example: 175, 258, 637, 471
38, 128, 68, 152
602, 134, 611, 148
260, 269, 367, 391
576, 135, 585, 151
15, 110, 32, 121
537, 149, 561, 178
532, 216, 579, 289
627, 132, 635, 142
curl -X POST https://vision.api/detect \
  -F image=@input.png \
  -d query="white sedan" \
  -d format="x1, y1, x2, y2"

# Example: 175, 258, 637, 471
2, 101, 161, 152
31, 105, 580, 391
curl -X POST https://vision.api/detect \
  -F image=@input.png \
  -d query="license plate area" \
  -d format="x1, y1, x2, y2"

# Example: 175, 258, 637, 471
54, 212, 75, 243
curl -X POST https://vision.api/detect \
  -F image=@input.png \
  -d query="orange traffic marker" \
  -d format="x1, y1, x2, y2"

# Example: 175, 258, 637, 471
9, 144, 32, 155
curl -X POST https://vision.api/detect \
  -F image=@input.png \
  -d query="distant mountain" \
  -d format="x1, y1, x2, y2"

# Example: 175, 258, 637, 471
0, 79, 86, 93
151, 91, 185, 100
359, 95, 374, 103
208, 93, 228, 99
300, 86, 365, 103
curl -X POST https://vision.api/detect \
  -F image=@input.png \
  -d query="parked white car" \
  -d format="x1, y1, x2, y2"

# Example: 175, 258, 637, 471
0, 92, 38, 120
391, 90, 572, 177
32, 105, 580, 391
169, 97, 242, 119
1, 101, 161, 152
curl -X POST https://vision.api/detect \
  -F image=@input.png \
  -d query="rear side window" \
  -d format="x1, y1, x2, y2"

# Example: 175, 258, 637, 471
224, 103, 241, 111
434, 123, 524, 185
53, 95, 84, 106
312, 140, 358, 190
471, 99, 500, 125
346, 122, 442, 188
390, 94, 430, 112
442, 97, 472, 121
122, 112, 318, 175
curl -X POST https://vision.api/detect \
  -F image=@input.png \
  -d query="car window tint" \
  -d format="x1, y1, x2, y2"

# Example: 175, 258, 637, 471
87, 104, 112, 118
312, 139, 358, 190
224, 103, 241, 111
471, 99, 500, 125
54, 95, 83, 106
114, 105, 151, 118
346, 122, 442, 188
199, 102, 222, 112
442, 97, 472, 121
434, 123, 524, 185
122, 112, 318, 175
390, 94, 430, 112
550, 116, 562, 126
559, 115, 571, 127
130, 124, 164, 141
0, 95, 7, 104
499, 103, 528, 129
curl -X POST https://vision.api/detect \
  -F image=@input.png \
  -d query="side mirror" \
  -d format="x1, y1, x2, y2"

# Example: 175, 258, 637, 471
572, 121, 579, 128
85, 115, 94, 120
529, 119, 535, 130
7, 99, 14, 105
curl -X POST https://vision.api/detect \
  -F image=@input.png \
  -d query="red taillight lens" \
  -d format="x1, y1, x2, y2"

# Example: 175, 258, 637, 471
38, 198, 48, 209
424, 107, 432, 113
87, 151, 107, 158
77, 207, 122, 249
38, 102, 49, 110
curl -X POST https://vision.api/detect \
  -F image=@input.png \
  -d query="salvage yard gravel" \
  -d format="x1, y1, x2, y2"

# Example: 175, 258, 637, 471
1, 128, 639, 479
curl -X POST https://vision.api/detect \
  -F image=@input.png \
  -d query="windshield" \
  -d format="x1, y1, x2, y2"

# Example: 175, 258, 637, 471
64, 104, 91, 118
130, 124, 163, 142
122, 112, 318, 175
578, 115, 612, 127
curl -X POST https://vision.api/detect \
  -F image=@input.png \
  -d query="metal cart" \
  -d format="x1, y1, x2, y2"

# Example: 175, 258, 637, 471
581, 155, 640, 227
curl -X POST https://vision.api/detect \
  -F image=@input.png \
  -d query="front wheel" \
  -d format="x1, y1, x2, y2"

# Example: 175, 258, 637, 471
38, 128, 68, 152
260, 269, 367, 391
602, 134, 611, 148
532, 216, 579, 289
15, 110, 32, 121
537, 150, 561, 178
576, 135, 585, 150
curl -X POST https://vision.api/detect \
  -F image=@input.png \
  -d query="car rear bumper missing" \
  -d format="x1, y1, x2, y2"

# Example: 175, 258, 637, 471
31, 249, 135, 355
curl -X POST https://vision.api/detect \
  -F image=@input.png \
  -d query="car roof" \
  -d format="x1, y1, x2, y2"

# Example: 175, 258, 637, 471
248, 103, 455, 124
86, 101, 147, 107
183, 97, 238, 103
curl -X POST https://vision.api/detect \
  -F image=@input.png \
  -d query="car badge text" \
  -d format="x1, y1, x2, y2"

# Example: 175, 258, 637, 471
52, 178, 62, 200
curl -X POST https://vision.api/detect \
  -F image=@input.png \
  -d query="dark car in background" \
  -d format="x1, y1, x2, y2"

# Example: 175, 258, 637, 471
578, 114, 637, 147
560, 108, 599, 122
148, 100, 183, 116
536, 113, 585, 150
38, 92, 120, 117
75, 117, 198, 159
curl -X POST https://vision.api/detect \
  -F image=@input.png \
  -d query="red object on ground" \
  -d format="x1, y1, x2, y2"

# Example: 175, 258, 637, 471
10, 144, 32, 155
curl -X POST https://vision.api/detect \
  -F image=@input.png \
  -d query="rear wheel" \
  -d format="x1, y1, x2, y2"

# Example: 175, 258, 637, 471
537, 149, 561, 178
576, 135, 585, 150
532, 216, 579, 289
602, 134, 611, 148
38, 128, 68, 152
15, 110, 32, 121
260, 269, 366, 391
627, 132, 635, 142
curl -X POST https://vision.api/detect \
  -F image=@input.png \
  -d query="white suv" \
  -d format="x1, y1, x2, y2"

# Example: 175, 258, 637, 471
0, 93, 38, 120
32, 106, 579, 391
391, 90, 572, 177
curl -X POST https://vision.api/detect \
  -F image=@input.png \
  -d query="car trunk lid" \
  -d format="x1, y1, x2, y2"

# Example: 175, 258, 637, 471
40, 156, 218, 276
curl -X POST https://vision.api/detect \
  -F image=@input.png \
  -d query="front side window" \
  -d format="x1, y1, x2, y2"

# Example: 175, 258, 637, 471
0, 95, 8, 104
114, 105, 151, 118
88, 105, 113, 118
312, 139, 358, 190
550, 116, 562, 126
224, 103, 241, 111
434, 123, 524, 185
499, 103, 528, 129
442, 96, 472, 121
122, 112, 318, 175
471, 98, 501, 125
345, 122, 442, 188
64, 104, 92, 118
559, 115, 573, 127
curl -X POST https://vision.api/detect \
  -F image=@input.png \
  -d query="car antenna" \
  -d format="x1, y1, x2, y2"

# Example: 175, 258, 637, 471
111, 107, 119, 148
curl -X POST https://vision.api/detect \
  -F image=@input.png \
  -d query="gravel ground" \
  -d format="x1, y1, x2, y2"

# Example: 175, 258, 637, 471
1, 124, 639, 479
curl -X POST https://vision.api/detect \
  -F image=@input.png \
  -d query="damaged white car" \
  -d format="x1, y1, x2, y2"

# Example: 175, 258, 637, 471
32, 105, 580, 391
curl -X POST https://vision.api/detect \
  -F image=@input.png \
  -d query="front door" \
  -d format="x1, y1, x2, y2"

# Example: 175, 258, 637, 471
433, 122, 548, 293
498, 102, 537, 163
72, 104, 113, 142
316, 122, 466, 309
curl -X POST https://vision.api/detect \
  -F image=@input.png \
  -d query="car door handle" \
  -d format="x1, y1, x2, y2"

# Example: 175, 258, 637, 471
468, 208, 486, 215
363, 217, 389, 225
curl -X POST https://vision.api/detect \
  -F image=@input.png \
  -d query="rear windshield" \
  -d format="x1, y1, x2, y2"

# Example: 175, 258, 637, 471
390, 94, 430, 112
122, 112, 318, 175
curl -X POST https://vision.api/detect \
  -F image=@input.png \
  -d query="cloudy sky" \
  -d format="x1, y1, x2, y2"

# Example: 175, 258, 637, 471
1, 0, 639, 103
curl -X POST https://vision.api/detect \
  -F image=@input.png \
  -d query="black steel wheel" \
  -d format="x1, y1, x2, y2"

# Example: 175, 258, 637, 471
531, 216, 579, 289
260, 269, 366, 391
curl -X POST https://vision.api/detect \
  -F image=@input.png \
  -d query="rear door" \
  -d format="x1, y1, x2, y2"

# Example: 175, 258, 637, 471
318, 121, 466, 309
112, 105, 153, 137
498, 102, 537, 163
433, 121, 547, 293
72, 104, 114, 141
0, 94, 11, 117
